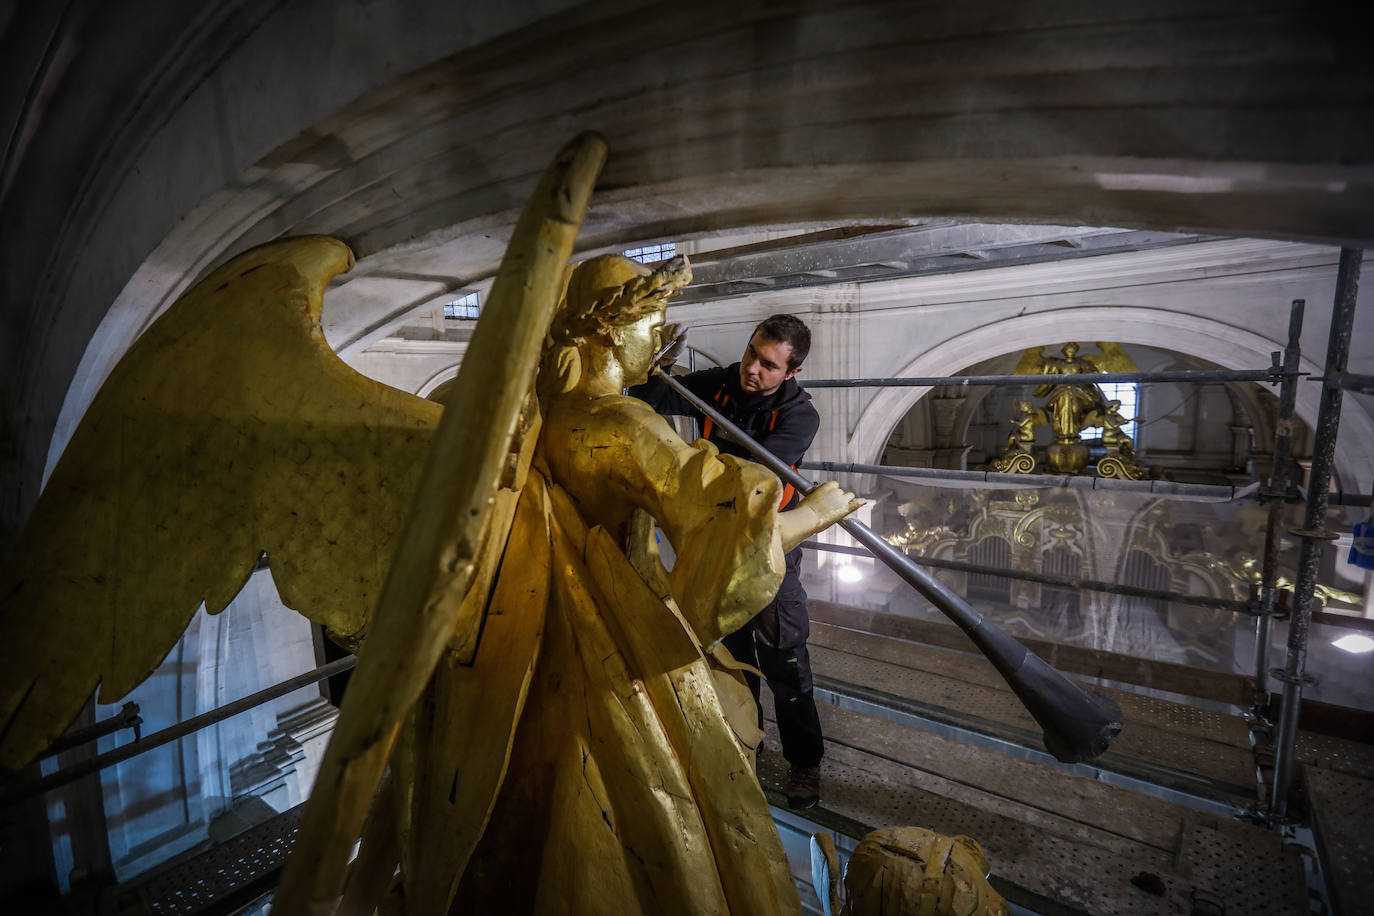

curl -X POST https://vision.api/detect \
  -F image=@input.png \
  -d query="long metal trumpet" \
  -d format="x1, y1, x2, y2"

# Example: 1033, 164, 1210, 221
651, 364, 1122, 764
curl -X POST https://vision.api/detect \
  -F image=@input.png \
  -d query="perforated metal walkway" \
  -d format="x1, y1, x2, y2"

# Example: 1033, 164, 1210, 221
755, 617, 1374, 914
114, 805, 299, 915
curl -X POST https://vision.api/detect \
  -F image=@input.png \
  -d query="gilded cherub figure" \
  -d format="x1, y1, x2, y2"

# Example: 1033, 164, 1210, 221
1092, 398, 1132, 450
1088, 398, 1149, 479
1006, 399, 1041, 451
983, 400, 1042, 473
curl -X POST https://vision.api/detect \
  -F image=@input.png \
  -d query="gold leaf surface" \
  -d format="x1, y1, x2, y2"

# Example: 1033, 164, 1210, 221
0, 236, 439, 769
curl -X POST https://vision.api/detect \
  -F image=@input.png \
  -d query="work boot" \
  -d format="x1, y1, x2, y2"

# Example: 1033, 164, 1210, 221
785, 765, 821, 809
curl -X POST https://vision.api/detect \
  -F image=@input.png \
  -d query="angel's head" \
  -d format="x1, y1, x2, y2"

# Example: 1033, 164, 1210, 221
544, 254, 692, 392
840, 826, 1006, 916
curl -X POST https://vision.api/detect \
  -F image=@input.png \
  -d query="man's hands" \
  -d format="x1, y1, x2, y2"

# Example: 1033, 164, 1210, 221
656, 322, 687, 368
778, 481, 865, 553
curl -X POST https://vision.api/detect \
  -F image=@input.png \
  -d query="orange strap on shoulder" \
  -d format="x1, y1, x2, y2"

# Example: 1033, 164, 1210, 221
701, 392, 795, 509
702, 390, 727, 441
778, 463, 800, 510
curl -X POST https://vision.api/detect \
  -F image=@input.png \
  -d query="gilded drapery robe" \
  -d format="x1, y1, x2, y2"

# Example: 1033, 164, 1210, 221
396, 392, 802, 915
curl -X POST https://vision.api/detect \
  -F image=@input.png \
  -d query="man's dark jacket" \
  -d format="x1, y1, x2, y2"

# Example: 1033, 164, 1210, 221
630, 363, 819, 649
629, 363, 819, 512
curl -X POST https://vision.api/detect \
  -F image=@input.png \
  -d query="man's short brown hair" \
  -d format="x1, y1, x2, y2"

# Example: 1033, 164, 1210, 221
754, 314, 810, 370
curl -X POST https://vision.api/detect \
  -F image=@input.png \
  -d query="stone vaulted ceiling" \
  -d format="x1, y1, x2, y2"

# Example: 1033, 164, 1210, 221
2, 0, 1372, 555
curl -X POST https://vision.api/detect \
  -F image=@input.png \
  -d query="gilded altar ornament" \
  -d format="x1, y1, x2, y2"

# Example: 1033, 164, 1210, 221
0, 131, 865, 915
983, 342, 1149, 477
1088, 398, 1149, 480
985, 400, 1041, 473
811, 827, 1009, 916
1218, 552, 1362, 609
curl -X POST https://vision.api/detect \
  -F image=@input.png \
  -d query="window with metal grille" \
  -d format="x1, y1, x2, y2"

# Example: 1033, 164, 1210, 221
623, 242, 676, 264
1082, 381, 1139, 441
443, 291, 481, 319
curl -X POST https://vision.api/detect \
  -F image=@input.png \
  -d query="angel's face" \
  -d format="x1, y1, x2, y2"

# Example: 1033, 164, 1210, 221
612, 306, 668, 386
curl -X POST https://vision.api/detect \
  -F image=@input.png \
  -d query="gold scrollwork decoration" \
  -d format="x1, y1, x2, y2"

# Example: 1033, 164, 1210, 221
988, 450, 1036, 474
1097, 454, 1148, 480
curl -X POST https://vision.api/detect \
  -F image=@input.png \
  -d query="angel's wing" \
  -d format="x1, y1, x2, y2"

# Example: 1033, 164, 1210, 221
0, 235, 440, 769
1012, 345, 1048, 376
1090, 341, 1139, 374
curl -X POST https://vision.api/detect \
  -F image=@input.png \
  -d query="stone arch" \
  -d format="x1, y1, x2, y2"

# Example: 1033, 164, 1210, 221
417, 365, 461, 399
850, 306, 1374, 494
18, 0, 1373, 524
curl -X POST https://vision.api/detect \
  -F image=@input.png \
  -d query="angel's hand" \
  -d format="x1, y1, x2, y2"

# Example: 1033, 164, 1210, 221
803, 480, 865, 529
778, 481, 865, 551
657, 323, 687, 368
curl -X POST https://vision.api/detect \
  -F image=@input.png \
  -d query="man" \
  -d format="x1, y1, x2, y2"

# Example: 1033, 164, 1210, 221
630, 313, 828, 809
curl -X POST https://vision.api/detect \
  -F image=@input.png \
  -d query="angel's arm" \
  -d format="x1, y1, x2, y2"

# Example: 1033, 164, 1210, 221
544, 395, 792, 643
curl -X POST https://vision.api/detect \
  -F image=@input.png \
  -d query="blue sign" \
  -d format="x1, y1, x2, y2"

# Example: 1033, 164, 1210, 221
1351, 520, 1374, 571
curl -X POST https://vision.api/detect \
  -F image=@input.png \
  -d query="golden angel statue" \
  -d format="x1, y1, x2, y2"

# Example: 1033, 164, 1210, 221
1012, 342, 1139, 475
0, 134, 863, 915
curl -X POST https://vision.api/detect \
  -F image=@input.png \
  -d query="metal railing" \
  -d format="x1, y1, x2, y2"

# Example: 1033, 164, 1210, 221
800, 539, 1255, 613
0, 656, 356, 808
801, 368, 1286, 388
802, 461, 1263, 501
802, 460, 1372, 508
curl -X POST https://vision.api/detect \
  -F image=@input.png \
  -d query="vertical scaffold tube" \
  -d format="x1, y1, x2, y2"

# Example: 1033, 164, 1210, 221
1270, 249, 1362, 819
1254, 300, 1305, 707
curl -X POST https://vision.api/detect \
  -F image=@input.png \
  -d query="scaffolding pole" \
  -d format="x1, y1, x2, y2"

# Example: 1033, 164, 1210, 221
800, 539, 1253, 612
801, 367, 1283, 389
1326, 371, 1374, 394
801, 460, 1263, 502
39, 701, 143, 759
803, 461, 1373, 507
1253, 301, 1306, 711
1270, 249, 1362, 820
0, 656, 357, 808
